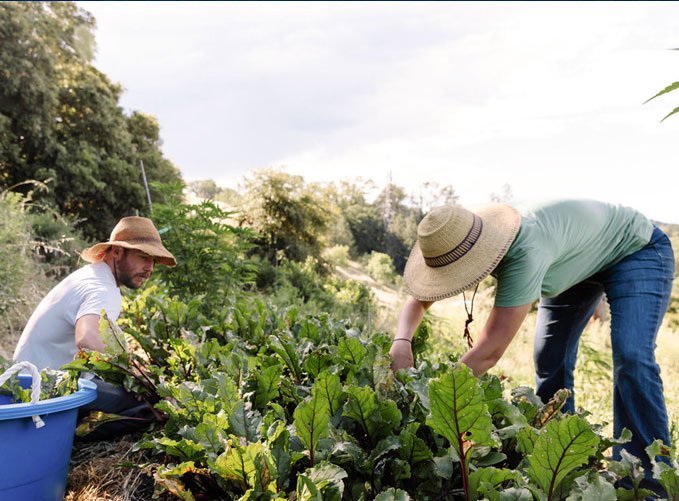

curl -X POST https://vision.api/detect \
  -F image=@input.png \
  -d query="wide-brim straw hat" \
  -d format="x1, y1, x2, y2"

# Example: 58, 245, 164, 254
80, 216, 177, 267
404, 203, 520, 301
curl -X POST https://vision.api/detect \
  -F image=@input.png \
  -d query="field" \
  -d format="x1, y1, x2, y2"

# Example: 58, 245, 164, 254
0, 257, 677, 500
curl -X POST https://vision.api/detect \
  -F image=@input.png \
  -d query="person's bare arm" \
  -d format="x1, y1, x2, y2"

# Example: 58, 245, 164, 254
389, 296, 434, 370
75, 314, 106, 353
459, 304, 531, 375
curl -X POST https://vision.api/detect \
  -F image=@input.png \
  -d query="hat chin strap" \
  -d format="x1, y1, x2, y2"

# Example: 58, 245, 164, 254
462, 283, 479, 349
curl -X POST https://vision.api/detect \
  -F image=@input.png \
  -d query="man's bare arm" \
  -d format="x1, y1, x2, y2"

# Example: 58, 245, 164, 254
75, 314, 106, 353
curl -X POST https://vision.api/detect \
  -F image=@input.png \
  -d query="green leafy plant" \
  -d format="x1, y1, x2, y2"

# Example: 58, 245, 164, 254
61, 289, 678, 500
644, 52, 679, 122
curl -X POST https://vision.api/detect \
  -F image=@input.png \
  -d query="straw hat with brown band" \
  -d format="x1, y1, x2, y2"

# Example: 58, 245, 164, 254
403, 203, 521, 346
80, 216, 177, 267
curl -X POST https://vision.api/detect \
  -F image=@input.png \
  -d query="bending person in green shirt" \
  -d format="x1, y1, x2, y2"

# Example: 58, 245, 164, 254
390, 199, 674, 493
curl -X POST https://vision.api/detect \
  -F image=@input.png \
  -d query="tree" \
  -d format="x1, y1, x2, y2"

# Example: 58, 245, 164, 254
0, 2, 94, 188
239, 168, 329, 263
412, 181, 459, 213
128, 112, 184, 207
187, 179, 221, 200
0, 2, 184, 241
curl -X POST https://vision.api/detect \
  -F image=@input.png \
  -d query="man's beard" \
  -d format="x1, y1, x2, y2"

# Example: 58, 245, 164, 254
115, 250, 149, 289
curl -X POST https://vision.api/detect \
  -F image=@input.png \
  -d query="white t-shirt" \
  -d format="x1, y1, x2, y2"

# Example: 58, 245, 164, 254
13, 262, 122, 370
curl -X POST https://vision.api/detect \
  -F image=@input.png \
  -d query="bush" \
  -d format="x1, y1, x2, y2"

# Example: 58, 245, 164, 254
366, 251, 397, 284
0, 191, 58, 349
322, 244, 350, 267
0, 192, 36, 318
149, 185, 258, 312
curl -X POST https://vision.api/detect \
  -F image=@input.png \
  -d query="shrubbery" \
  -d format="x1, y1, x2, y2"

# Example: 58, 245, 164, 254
323, 244, 351, 267
366, 251, 398, 285
0, 187, 84, 346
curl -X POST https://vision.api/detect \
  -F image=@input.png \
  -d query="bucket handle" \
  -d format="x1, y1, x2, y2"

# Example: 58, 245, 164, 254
0, 361, 46, 428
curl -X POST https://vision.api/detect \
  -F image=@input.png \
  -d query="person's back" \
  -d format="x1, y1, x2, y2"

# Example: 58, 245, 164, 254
14, 262, 121, 370
492, 199, 653, 307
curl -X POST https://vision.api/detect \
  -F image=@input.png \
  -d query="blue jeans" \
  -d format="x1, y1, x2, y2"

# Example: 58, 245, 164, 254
534, 226, 674, 473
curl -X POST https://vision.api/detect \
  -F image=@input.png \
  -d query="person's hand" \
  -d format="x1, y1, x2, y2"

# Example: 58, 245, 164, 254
389, 340, 414, 371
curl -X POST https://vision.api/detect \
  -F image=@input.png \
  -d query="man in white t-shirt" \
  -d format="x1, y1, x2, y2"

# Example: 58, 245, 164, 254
13, 216, 176, 438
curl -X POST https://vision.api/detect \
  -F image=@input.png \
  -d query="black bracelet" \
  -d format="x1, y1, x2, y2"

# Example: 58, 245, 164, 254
393, 337, 412, 343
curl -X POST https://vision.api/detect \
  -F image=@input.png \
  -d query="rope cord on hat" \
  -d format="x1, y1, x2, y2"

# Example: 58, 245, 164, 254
462, 283, 479, 349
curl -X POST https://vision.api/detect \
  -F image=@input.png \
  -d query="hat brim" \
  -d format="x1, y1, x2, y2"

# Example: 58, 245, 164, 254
81, 242, 177, 267
403, 204, 520, 301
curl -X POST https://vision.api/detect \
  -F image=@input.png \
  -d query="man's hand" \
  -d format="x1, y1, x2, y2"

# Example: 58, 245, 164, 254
389, 340, 414, 371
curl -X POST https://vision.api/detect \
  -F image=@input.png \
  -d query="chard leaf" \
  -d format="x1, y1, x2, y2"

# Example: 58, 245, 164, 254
312, 372, 344, 417
527, 415, 600, 499
398, 423, 433, 464
433, 454, 455, 479
222, 352, 248, 389
516, 426, 539, 455
492, 487, 533, 500
254, 365, 282, 410
343, 385, 379, 442
296, 463, 347, 501
373, 352, 397, 397
469, 467, 521, 500
75, 411, 135, 437
303, 352, 335, 378
298, 318, 320, 343
330, 441, 367, 467
614, 488, 656, 501
179, 420, 226, 462
338, 337, 367, 367
482, 375, 504, 400
212, 372, 240, 413
343, 385, 402, 444
532, 389, 571, 428
228, 400, 262, 442
475, 450, 508, 467
374, 487, 411, 500
511, 386, 543, 423
366, 435, 401, 468
293, 392, 331, 466
153, 437, 205, 461
270, 335, 303, 383
426, 365, 495, 464
266, 420, 293, 490
296, 475, 322, 501
214, 441, 273, 492
565, 471, 616, 501
375, 399, 403, 438
153, 462, 199, 501
607, 449, 646, 491
597, 427, 632, 452
646, 440, 679, 498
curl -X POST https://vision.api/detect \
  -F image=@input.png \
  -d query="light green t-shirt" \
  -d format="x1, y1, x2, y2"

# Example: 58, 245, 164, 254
491, 200, 653, 307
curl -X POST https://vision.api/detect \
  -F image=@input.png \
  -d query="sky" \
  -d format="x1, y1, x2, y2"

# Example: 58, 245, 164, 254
79, 1, 679, 223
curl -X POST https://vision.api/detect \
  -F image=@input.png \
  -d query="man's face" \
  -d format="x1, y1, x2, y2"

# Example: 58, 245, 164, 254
115, 248, 155, 289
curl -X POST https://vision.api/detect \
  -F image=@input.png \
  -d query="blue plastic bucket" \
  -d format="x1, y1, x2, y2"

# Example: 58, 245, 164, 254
0, 374, 97, 501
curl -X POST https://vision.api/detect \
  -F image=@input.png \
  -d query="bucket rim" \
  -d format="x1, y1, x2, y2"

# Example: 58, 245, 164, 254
0, 375, 97, 421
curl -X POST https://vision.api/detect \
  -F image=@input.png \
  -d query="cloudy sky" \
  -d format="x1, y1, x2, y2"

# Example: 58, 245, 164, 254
79, 1, 678, 222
